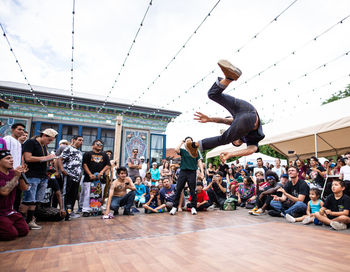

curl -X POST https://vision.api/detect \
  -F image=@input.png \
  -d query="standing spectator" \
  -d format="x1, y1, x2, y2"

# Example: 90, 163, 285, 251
57, 135, 83, 219
4, 123, 25, 212
127, 148, 141, 182
160, 160, 171, 180
340, 157, 350, 196
3, 123, 25, 168
18, 130, 28, 145
206, 162, 216, 184
272, 158, 286, 178
169, 137, 204, 215
150, 162, 160, 185
22, 128, 58, 229
55, 139, 69, 156
139, 156, 148, 181
81, 139, 110, 217
0, 150, 29, 240
306, 156, 326, 187
253, 157, 267, 180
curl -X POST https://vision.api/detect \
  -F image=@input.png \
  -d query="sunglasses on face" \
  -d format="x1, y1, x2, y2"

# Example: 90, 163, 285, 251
96, 143, 103, 147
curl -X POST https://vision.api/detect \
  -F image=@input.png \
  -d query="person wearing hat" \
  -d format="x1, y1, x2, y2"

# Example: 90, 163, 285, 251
21, 128, 58, 230
139, 156, 148, 181
0, 150, 29, 240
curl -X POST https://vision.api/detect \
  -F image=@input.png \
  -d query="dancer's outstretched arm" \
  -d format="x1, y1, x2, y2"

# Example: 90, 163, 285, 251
220, 145, 258, 163
194, 112, 233, 125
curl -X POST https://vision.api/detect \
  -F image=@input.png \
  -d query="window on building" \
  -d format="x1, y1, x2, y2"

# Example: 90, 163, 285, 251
81, 127, 98, 152
101, 129, 114, 153
150, 134, 165, 165
61, 125, 79, 144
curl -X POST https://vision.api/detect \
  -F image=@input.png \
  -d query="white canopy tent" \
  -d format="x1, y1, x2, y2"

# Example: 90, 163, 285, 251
206, 96, 350, 160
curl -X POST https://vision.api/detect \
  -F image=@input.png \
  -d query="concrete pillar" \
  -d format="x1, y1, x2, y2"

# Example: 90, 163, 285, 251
113, 115, 123, 167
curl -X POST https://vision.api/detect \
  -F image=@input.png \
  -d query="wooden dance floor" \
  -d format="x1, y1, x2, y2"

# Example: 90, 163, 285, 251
1, 209, 350, 271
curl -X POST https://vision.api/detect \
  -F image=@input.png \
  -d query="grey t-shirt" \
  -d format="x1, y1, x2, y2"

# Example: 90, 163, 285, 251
127, 157, 141, 178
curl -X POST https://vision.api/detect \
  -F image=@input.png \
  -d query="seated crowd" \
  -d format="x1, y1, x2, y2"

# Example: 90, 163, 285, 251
1, 126, 350, 241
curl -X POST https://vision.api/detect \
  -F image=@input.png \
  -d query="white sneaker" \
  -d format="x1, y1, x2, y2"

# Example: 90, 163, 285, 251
330, 221, 347, 231
191, 207, 197, 215
169, 207, 177, 215
70, 212, 81, 219
302, 216, 312, 225
285, 214, 296, 223
28, 220, 42, 230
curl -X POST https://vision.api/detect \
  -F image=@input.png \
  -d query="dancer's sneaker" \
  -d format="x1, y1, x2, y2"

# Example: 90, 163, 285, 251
191, 207, 197, 215
330, 221, 347, 231
185, 139, 198, 158
217, 59, 242, 81
169, 207, 177, 215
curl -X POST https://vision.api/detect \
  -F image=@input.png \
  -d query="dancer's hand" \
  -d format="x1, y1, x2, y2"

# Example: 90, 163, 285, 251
220, 152, 231, 163
194, 112, 210, 123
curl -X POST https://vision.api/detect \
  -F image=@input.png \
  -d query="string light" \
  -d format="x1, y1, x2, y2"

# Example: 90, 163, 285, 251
225, 13, 350, 94
163, 0, 299, 107
97, 0, 154, 113
175, 12, 350, 116
0, 23, 48, 111
130, 0, 222, 106
70, 0, 76, 110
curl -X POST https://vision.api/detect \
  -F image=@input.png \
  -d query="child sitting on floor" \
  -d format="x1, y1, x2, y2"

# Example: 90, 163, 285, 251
143, 186, 165, 213
187, 182, 210, 211
314, 179, 350, 230
134, 176, 147, 208
285, 188, 324, 224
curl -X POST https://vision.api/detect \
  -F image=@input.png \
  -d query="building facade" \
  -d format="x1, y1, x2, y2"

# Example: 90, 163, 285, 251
0, 81, 181, 166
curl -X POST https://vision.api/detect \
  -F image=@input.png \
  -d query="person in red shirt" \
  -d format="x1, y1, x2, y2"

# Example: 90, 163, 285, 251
0, 150, 29, 240
187, 182, 210, 211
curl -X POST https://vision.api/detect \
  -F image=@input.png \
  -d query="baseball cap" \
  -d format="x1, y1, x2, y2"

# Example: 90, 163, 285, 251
140, 156, 145, 160
59, 139, 69, 145
281, 174, 289, 178
41, 128, 58, 138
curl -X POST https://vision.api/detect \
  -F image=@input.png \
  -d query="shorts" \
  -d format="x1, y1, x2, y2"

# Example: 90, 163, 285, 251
22, 177, 48, 203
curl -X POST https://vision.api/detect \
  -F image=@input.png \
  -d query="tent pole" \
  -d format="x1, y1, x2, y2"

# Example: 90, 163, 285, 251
314, 133, 318, 157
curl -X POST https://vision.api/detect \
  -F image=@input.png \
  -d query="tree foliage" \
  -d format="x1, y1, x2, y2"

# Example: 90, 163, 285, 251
322, 84, 350, 105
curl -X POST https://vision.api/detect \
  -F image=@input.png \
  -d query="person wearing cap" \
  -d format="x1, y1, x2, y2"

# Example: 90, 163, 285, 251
55, 139, 70, 157
0, 150, 30, 240
139, 156, 148, 181
21, 128, 58, 230
182, 60, 265, 163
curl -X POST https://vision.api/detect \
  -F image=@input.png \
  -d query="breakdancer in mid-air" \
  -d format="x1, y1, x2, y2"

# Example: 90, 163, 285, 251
186, 59, 265, 163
